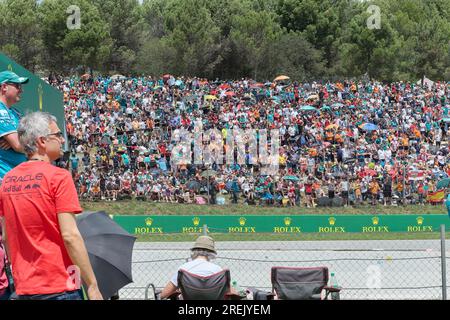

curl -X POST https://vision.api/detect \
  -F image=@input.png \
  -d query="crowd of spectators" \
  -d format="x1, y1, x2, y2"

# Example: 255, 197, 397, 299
49, 74, 450, 207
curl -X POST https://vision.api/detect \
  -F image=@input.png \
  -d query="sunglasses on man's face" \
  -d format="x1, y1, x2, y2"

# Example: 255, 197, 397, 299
46, 131, 64, 139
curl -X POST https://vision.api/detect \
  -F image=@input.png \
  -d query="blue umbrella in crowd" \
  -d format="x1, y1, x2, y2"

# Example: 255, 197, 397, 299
271, 96, 281, 104
433, 171, 448, 179
300, 105, 317, 112
261, 192, 273, 200
283, 175, 300, 182
359, 123, 379, 131
436, 178, 450, 190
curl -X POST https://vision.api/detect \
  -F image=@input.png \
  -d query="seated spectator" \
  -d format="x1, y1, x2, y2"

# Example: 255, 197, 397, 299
160, 236, 237, 300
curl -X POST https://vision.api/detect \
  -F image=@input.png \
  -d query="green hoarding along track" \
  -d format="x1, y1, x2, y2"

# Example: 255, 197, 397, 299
112, 215, 450, 235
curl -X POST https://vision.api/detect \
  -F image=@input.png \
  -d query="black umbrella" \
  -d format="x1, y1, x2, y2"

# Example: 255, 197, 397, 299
344, 158, 356, 164
76, 211, 136, 299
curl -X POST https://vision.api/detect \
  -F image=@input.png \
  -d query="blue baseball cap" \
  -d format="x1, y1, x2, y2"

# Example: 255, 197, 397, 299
0, 70, 29, 84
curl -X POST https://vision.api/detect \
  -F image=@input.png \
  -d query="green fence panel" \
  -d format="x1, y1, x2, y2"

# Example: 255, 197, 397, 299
112, 214, 450, 235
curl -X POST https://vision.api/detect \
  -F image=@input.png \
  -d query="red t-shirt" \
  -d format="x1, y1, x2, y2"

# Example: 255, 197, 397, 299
305, 183, 313, 194
0, 161, 82, 295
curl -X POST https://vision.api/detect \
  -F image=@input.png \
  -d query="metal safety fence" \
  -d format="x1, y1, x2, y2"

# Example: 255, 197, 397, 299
119, 225, 449, 300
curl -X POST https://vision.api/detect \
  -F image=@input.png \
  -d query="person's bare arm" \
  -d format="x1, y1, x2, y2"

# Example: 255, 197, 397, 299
160, 281, 178, 300
0, 138, 10, 150
58, 212, 103, 300
1, 133, 23, 153
0, 217, 10, 261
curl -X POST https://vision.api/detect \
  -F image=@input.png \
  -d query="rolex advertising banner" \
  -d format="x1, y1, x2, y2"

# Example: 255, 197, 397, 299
112, 215, 450, 235
0, 53, 66, 149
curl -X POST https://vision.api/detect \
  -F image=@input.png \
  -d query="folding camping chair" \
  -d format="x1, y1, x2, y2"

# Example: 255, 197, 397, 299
146, 269, 242, 300
271, 266, 341, 300
177, 269, 233, 300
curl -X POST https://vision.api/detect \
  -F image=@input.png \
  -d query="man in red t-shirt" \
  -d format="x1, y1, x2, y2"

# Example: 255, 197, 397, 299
0, 112, 102, 300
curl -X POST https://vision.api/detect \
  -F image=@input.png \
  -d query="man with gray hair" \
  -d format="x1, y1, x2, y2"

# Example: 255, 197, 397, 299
0, 112, 102, 300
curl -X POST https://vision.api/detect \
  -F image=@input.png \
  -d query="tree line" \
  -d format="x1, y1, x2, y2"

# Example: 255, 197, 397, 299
0, 0, 449, 82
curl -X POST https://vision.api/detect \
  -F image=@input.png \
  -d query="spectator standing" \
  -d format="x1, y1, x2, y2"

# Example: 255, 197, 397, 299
0, 112, 102, 300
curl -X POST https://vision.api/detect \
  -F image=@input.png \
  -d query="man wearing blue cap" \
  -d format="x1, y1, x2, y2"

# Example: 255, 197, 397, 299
0, 70, 29, 300
0, 70, 29, 178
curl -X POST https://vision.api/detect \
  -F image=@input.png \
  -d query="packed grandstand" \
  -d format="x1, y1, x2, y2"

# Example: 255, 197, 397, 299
50, 75, 450, 207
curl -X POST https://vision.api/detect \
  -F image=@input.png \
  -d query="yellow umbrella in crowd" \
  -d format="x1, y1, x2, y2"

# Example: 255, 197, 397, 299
274, 75, 290, 82
204, 95, 218, 100
325, 124, 339, 130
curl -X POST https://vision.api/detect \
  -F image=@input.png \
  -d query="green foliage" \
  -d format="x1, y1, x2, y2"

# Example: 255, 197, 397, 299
39, 0, 112, 73
271, 31, 326, 82
0, 0, 448, 81
0, 0, 42, 70
230, 9, 283, 80
91, 0, 143, 73
162, 0, 222, 77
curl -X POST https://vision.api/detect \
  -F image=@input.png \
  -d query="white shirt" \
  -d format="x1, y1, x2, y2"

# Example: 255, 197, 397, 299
76, 145, 85, 153
170, 259, 222, 287
341, 181, 349, 192
419, 122, 425, 132
385, 149, 392, 160
288, 126, 296, 136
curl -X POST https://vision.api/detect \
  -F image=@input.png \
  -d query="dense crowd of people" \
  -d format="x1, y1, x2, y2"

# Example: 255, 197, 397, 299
50, 74, 450, 207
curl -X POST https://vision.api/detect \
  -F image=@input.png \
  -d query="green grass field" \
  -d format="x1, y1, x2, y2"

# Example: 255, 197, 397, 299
81, 200, 446, 216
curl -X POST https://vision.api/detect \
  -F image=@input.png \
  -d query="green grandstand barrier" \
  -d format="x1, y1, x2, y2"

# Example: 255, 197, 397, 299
0, 53, 66, 149
112, 214, 450, 235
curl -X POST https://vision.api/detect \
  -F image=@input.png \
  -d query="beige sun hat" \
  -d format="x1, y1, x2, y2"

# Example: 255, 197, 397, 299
191, 236, 216, 254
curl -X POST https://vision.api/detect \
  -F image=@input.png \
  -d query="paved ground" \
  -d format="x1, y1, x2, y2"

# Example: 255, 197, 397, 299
120, 239, 450, 300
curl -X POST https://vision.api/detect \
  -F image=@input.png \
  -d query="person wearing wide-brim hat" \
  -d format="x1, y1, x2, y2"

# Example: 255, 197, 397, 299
191, 235, 217, 254
160, 235, 222, 299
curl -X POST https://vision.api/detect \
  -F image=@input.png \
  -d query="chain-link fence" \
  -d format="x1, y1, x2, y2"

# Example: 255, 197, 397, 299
120, 226, 449, 300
